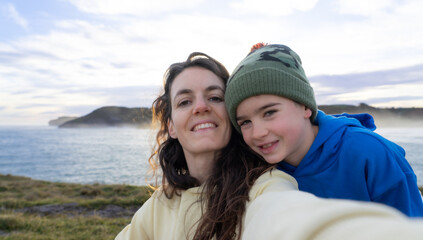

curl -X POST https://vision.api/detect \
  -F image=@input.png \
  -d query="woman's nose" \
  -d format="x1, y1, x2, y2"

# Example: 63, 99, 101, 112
193, 98, 210, 114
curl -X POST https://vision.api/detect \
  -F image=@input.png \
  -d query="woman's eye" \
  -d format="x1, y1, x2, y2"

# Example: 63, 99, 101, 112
209, 96, 223, 102
178, 100, 191, 107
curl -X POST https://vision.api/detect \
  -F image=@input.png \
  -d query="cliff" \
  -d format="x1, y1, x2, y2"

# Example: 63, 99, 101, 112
54, 104, 423, 128
48, 116, 78, 126
58, 106, 152, 128
319, 103, 423, 127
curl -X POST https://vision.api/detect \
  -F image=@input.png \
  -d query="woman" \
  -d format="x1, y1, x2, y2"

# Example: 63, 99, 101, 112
116, 51, 423, 240
115, 52, 273, 240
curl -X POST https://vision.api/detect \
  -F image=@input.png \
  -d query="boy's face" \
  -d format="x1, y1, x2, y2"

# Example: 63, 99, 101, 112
236, 94, 315, 166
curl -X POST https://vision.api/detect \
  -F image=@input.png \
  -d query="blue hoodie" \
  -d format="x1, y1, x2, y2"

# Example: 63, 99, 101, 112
277, 110, 423, 217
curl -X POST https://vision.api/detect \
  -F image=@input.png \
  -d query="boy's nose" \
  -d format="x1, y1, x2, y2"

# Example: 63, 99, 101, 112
193, 98, 210, 114
252, 124, 268, 139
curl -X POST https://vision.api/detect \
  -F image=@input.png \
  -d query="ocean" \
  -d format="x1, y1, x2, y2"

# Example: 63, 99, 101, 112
1, 126, 423, 186
0, 126, 154, 186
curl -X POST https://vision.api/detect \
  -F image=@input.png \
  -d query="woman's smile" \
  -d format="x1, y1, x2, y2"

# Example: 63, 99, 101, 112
192, 122, 217, 132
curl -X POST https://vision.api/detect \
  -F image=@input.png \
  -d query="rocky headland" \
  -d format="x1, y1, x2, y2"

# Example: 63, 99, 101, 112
48, 116, 79, 126
319, 103, 423, 127
57, 106, 152, 128
51, 104, 423, 128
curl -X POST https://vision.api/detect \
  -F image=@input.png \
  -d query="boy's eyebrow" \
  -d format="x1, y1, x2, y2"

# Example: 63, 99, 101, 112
236, 102, 281, 121
173, 85, 224, 101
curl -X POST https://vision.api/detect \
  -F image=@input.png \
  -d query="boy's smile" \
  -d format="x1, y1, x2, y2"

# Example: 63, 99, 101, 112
258, 140, 279, 154
236, 94, 317, 166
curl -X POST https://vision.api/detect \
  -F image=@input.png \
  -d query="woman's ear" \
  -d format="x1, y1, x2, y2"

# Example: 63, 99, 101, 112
167, 120, 177, 139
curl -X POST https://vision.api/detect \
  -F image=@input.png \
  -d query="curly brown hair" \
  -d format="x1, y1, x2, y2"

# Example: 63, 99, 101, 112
149, 52, 272, 240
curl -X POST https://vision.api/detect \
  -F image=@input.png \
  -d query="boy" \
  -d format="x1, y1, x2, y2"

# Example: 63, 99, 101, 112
225, 43, 423, 217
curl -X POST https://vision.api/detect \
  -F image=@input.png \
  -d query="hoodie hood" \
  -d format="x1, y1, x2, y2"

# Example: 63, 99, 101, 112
311, 110, 376, 152
278, 110, 376, 175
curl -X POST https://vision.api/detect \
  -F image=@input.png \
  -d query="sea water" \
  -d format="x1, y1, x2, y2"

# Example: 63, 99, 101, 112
0, 126, 154, 185
1, 126, 423, 186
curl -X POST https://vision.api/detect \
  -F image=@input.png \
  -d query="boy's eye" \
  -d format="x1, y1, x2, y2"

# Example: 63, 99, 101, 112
238, 120, 251, 127
264, 110, 276, 117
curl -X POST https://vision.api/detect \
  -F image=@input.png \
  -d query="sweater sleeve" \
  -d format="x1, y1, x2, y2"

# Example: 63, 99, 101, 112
115, 194, 155, 240
243, 172, 423, 240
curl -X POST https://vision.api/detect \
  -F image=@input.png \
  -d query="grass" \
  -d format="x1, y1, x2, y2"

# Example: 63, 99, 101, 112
0, 174, 151, 240
1, 174, 422, 239
0, 213, 129, 240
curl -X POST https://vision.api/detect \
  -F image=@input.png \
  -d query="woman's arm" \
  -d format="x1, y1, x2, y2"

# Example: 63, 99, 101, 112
115, 196, 155, 240
243, 171, 423, 240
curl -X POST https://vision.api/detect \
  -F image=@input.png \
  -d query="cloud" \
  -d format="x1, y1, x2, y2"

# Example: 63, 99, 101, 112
335, 0, 396, 15
295, 0, 423, 76
230, 0, 318, 16
6, 3, 28, 29
311, 64, 423, 92
2, 0, 423, 125
66, 0, 203, 15
312, 64, 423, 107
323, 83, 423, 108
1, 13, 269, 93
1, 20, 162, 90
0, 84, 160, 125
60, 85, 161, 107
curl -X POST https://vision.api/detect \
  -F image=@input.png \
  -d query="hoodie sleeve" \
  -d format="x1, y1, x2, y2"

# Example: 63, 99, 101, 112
356, 131, 423, 217
243, 170, 423, 240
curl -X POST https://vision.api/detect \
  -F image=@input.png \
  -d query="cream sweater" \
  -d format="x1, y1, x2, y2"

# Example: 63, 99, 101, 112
116, 170, 423, 240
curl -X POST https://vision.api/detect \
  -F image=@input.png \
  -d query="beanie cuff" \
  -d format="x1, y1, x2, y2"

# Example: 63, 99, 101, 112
226, 67, 317, 132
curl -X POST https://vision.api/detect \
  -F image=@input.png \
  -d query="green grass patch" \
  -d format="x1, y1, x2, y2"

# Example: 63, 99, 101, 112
0, 212, 129, 240
0, 174, 150, 209
1, 174, 421, 239
0, 174, 152, 239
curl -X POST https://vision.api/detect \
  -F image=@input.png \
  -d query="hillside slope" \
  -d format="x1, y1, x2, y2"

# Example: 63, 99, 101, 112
59, 106, 152, 128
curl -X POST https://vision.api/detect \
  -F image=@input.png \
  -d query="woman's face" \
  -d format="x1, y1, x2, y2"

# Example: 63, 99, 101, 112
168, 67, 231, 159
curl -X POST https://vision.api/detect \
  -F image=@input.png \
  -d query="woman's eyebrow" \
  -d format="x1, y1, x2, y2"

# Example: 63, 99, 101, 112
173, 85, 224, 102
173, 89, 192, 101
205, 85, 224, 93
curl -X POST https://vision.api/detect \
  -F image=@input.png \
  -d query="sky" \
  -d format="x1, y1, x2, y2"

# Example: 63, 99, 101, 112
1, 0, 423, 125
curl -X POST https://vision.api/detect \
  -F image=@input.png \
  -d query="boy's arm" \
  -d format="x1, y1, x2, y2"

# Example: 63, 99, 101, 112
355, 132, 423, 217
371, 172, 423, 217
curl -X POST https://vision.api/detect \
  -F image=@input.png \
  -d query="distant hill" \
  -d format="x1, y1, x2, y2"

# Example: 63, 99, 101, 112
48, 116, 78, 126
54, 104, 423, 128
319, 103, 423, 127
58, 106, 152, 128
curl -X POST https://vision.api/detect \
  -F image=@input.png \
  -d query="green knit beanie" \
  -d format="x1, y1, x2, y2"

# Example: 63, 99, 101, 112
225, 43, 317, 132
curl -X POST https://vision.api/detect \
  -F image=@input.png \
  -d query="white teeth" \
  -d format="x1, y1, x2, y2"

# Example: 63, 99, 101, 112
193, 123, 216, 131
262, 143, 272, 148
